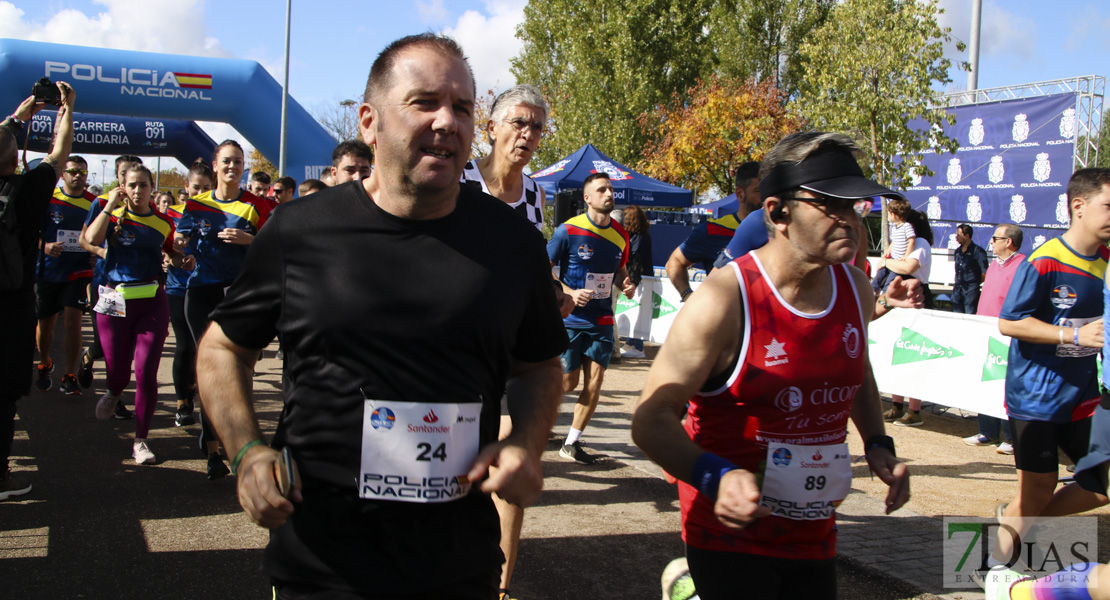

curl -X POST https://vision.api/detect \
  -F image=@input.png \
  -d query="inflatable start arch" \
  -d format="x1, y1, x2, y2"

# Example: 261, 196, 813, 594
0, 38, 336, 181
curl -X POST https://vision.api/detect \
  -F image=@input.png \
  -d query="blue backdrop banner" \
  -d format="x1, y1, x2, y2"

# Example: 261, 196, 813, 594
901, 93, 1078, 256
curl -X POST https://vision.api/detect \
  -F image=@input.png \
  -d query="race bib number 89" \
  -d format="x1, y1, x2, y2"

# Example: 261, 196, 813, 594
759, 442, 852, 521
358, 400, 481, 503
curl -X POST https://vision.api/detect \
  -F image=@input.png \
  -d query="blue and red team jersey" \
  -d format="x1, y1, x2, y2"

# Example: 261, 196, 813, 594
85, 196, 111, 286
1000, 237, 1107, 423
679, 213, 741, 269
37, 187, 96, 282
163, 202, 191, 296
175, 189, 272, 287
100, 205, 176, 284
680, 253, 866, 560
547, 213, 629, 328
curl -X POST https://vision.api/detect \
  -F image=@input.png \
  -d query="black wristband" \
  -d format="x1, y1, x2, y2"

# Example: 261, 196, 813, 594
680, 288, 693, 302
865, 434, 896, 457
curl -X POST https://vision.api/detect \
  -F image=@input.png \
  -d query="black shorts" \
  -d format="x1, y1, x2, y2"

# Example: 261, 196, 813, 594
34, 278, 91, 319
1010, 416, 1092, 473
685, 545, 836, 600
272, 569, 499, 600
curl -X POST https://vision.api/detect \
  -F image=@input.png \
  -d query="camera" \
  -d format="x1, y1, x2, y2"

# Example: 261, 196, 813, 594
32, 77, 62, 106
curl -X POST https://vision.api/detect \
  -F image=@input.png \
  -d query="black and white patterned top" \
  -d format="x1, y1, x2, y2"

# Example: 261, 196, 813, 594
461, 160, 545, 232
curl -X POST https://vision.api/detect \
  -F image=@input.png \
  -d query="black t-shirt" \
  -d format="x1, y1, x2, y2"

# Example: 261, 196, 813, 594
210, 180, 567, 594
1, 161, 60, 296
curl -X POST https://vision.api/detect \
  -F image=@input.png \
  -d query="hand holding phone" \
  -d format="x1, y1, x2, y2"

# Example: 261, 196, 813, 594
276, 446, 298, 499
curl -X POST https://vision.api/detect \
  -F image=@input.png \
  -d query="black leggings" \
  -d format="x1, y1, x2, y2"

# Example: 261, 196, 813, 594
184, 285, 227, 446
685, 545, 837, 600
168, 294, 195, 400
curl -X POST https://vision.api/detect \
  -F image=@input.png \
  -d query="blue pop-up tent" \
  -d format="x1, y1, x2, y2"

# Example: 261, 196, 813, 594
531, 144, 693, 208
689, 193, 738, 218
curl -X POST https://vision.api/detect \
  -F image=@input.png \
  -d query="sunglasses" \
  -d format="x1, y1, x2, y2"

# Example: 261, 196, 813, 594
503, 118, 544, 134
272, 187, 288, 194
64, 168, 88, 176
780, 195, 873, 217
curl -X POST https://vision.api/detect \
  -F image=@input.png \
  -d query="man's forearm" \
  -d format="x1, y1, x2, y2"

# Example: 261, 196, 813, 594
666, 258, 691, 295
196, 322, 265, 457
850, 366, 887, 442
504, 357, 563, 457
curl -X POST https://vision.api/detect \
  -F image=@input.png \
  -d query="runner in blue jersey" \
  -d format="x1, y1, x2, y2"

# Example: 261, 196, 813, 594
174, 140, 272, 479
84, 164, 186, 465
77, 155, 143, 419
33, 156, 96, 395
548, 172, 635, 464
990, 168, 1110, 571
164, 159, 211, 428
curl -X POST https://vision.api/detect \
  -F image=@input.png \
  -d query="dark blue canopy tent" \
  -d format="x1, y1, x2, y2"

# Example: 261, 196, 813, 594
689, 193, 738, 218
531, 144, 692, 208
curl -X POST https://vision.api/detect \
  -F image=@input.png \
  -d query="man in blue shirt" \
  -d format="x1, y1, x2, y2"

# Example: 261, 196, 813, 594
952, 223, 989, 314
667, 162, 760, 302
548, 172, 635, 464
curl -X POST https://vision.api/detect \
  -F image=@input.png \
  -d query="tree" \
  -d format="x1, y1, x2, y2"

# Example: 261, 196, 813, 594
154, 168, 186, 192
470, 89, 499, 161
707, 0, 836, 96
637, 76, 804, 197
1076, 107, 1110, 169
248, 147, 279, 179
312, 96, 362, 143
512, 0, 714, 168
795, 0, 964, 191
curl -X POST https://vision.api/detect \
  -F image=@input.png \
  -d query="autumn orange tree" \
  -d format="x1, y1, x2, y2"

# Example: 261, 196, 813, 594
638, 77, 803, 197
248, 147, 279, 179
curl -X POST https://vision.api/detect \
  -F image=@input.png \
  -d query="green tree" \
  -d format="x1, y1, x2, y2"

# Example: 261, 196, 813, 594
637, 76, 804, 197
1076, 107, 1110, 169
707, 0, 835, 96
795, 0, 963, 191
512, 0, 713, 168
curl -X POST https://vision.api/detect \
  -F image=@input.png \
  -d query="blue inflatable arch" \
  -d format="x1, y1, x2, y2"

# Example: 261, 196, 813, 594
0, 38, 336, 182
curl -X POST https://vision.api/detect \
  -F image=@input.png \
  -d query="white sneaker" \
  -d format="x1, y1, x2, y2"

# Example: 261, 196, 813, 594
621, 347, 646, 359
996, 442, 1015, 455
95, 392, 119, 420
132, 439, 156, 465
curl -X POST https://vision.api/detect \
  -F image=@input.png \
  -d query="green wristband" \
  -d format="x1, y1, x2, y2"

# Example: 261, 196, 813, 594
230, 439, 265, 475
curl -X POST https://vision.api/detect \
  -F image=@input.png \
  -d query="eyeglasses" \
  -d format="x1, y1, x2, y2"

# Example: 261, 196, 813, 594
272, 187, 287, 194
780, 195, 873, 217
64, 168, 88, 176
990, 236, 1010, 243
502, 118, 544, 134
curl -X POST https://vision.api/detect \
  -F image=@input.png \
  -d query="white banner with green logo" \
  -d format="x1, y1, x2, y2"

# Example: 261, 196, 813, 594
868, 309, 1010, 419
614, 276, 687, 343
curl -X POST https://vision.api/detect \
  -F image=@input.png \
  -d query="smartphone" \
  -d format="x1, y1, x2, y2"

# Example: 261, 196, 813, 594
276, 446, 297, 499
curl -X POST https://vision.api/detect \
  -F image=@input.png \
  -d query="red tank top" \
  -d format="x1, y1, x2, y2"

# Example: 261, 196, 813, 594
679, 253, 867, 559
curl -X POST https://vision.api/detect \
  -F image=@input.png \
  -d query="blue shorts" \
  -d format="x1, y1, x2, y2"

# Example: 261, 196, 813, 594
1075, 403, 1110, 496
561, 325, 614, 372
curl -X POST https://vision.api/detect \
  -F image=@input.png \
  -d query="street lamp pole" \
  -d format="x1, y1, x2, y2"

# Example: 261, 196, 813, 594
101, 159, 107, 188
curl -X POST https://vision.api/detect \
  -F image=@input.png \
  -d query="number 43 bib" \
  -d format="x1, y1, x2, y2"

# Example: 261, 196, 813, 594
358, 400, 481, 503
759, 442, 852, 521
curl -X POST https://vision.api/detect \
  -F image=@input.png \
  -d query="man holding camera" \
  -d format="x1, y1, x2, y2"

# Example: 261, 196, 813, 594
0, 80, 75, 501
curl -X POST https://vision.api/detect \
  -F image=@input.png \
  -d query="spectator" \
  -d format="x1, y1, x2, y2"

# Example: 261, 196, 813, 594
871, 198, 916, 295
963, 223, 1024, 453
248, 171, 271, 199
620, 205, 653, 359
952, 223, 988, 314
1, 81, 75, 500
882, 210, 933, 427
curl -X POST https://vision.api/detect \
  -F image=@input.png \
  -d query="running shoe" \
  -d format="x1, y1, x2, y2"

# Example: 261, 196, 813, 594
113, 399, 133, 420
497, 590, 516, 600
963, 434, 996, 446
76, 348, 94, 389
0, 470, 32, 501
893, 412, 923, 427
662, 557, 697, 600
94, 392, 119, 420
983, 565, 1030, 599
59, 374, 81, 396
174, 396, 195, 427
621, 346, 646, 359
207, 453, 230, 480
882, 406, 904, 422
35, 359, 53, 392
996, 442, 1014, 455
995, 502, 1008, 524
132, 439, 156, 465
559, 441, 598, 465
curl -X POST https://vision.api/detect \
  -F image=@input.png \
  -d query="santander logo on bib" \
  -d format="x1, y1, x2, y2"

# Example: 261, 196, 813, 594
423, 410, 439, 424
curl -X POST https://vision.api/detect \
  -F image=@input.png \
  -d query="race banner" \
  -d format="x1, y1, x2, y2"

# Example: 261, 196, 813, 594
901, 93, 1078, 258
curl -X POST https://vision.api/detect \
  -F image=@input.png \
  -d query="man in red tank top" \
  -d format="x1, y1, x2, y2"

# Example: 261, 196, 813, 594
633, 132, 912, 600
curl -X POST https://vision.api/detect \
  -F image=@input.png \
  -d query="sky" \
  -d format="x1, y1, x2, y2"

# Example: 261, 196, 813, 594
2, 0, 1108, 187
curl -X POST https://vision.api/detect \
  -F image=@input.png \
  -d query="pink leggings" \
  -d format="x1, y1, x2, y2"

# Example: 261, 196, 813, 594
96, 289, 169, 439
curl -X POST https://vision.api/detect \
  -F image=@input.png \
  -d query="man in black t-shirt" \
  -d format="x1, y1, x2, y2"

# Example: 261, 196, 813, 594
196, 34, 567, 599
1, 82, 76, 501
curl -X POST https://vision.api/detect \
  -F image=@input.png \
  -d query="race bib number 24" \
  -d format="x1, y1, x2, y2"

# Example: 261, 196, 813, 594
358, 400, 480, 504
